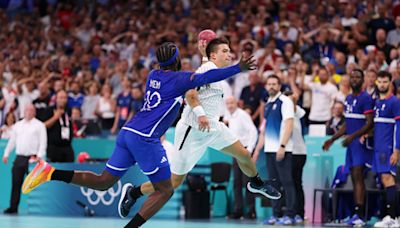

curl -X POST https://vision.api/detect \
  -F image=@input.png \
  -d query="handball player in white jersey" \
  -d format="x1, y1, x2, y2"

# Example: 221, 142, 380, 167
118, 31, 281, 218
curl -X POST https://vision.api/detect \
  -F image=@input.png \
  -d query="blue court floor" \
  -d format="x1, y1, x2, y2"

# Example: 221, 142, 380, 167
0, 215, 334, 228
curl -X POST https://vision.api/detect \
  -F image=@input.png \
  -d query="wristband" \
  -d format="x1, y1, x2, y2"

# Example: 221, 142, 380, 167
202, 57, 208, 62
193, 106, 206, 117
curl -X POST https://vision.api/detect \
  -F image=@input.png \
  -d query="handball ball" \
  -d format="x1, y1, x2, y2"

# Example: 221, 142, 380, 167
198, 29, 216, 42
77, 152, 90, 163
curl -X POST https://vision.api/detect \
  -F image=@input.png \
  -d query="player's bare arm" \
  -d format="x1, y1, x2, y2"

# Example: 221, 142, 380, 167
185, 89, 210, 132
323, 122, 346, 151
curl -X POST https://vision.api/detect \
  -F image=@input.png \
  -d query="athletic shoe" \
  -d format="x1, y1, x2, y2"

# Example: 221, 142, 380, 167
118, 183, 136, 218
22, 160, 54, 194
263, 215, 279, 225
374, 215, 400, 228
345, 214, 366, 227
294, 215, 304, 224
276, 216, 294, 225
246, 181, 281, 200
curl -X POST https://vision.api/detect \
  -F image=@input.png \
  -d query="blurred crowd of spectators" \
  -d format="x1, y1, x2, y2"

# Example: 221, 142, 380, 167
2, 0, 400, 138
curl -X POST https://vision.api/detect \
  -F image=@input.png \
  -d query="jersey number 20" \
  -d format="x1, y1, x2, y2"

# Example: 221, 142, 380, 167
141, 91, 161, 111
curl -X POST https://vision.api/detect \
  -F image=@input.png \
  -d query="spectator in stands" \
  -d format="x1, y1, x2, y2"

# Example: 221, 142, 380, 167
111, 78, 133, 134
67, 81, 84, 109
82, 82, 100, 120
0, 112, 16, 139
43, 90, 74, 162
96, 84, 116, 135
364, 70, 378, 98
17, 77, 39, 119
376, 29, 394, 64
239, 72, 266, 127
33, 82, 52, 121
302, 68, 338, 125
326, 101, 346, 136
386, 15, 400, 47
130, 83, 143, 117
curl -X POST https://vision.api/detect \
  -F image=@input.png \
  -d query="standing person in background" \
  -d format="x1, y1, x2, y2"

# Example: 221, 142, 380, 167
224, 96, 258, 220
253, 75, 296, 225
42, 90, 74, 162
302, 68, 338, 125
111, 78, 133, 134
2, 104, 46, 214
239, 72, 266, 127
284, 91, 307, 224
33, 82, 52, 121
0, 112, 16, 139
326, 101, 346, 135
67, 81, 84, 110
323, 69, 374, 226
372, 71, 400, 228
96, 84, 116, 135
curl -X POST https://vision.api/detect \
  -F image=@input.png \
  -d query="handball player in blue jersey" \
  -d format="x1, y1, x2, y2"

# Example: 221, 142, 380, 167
21, 42, 278, 227
323, 69, 374, 226
372, 71, 400, 228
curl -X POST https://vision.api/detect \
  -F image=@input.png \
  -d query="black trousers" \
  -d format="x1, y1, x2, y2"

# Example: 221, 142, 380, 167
232, 159, 256, 214
47, 144, 74, 162
10, 155, 29, 210
265, 152, 296, 217
292, 154, 307, 218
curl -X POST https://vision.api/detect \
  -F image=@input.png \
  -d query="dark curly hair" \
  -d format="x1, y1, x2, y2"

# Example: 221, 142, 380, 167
156, 42, 181, 71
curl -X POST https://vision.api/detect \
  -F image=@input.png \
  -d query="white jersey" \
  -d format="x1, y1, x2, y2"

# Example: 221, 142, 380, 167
181, 61, 226, 130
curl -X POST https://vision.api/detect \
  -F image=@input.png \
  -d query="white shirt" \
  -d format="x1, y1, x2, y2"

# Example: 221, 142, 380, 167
3, 118, 47, 159
308, 82, 338, 121
341, 17, 358, 27
224, 108, 258, 153
292, 106, 307, 155
0, 125, 14, 139
18, 85, 39, 118
181, 61, 228, 130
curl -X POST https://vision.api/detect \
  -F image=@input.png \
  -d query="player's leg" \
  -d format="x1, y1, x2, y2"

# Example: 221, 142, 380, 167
373, 151, 399, 228
350, 166, 366, 217
381, 173, 397, 217
212, 123, 281, 199
22, 130, 132, 193
119, 125, 210, 218
220, 140, 256, 177
138, 173, 186, 195
125, 168, 174, 228
123, 136, 175, 227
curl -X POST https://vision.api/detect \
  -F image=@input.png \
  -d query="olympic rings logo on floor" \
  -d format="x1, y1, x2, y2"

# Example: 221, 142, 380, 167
80, 181, 122, 206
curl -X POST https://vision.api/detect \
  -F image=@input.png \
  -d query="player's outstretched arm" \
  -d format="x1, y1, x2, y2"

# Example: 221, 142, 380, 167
176, 55, 256, 93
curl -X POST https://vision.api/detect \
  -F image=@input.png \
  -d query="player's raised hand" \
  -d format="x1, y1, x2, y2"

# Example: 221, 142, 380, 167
239, 53, 256, 71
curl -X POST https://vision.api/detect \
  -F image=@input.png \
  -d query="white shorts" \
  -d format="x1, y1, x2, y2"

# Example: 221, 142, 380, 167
170, 119, 238, 175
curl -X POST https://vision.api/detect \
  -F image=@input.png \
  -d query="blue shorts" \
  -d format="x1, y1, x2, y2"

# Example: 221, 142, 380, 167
105, 129, 171, 183
345, 141, 373, 169
373, 149, 397, 176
